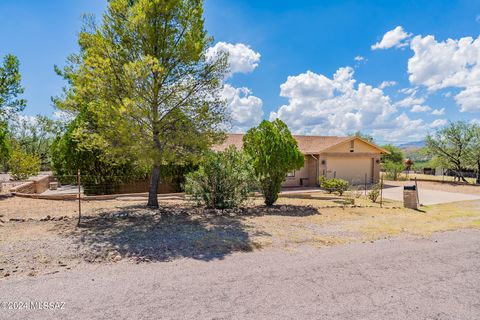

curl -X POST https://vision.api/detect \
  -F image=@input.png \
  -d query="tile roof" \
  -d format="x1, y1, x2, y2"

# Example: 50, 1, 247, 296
212, 133, 351, 154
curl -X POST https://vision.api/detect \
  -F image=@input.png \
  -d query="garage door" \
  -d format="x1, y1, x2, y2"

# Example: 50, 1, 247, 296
326, 157, 373, 185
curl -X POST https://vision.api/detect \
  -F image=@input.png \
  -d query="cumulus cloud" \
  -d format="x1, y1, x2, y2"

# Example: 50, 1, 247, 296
395, 95, 426, 108
379, 81, 397, 89
410, 104, 432, 113
206, 42, 261, 78
407, 35, 480, 112
222, 84, 263, 132
269, 67, 426, 142
431, 108, 445, 115
371, 26, 411, 50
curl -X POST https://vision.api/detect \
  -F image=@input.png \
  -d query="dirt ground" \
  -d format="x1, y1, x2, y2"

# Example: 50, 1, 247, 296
385, 179, 480, 195
2, 229, 479, 320
1, 192, 480, 280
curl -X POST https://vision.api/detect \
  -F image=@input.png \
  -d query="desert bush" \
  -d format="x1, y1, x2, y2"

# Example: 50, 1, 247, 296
184, 146, 257, 209
320, 177, 349, 196
9, 148, 40, 180
367, 183, 381, 203
383, 161, 404, 181
347, 185, 363, 199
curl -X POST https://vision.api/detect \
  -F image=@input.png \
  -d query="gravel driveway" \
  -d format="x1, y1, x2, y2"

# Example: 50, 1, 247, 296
1, 229, 479, 320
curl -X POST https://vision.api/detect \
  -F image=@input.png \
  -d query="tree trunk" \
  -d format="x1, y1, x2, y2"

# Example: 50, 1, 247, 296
477, 160, 480, 185
147, 164, 161, 208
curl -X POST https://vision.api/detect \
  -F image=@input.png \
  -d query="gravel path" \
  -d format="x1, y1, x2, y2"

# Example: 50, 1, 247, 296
1, 229, 479, 320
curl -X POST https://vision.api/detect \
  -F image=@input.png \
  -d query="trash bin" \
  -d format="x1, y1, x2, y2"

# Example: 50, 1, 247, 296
403, 185, 417, 209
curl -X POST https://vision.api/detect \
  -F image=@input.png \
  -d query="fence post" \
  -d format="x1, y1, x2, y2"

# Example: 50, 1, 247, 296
380, 175, 383, 208
77, 169, 81, 226
364, 173, 367, 196
211, 178, 215, 209
414, 177, 420, 206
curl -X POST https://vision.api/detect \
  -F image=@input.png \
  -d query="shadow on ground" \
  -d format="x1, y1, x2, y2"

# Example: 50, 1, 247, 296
60, 205, 261, 263
58, 203, 319, 263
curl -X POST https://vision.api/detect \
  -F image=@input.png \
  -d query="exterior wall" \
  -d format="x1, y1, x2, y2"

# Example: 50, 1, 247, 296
320, 153, 381, 185
282, 157, 310, 187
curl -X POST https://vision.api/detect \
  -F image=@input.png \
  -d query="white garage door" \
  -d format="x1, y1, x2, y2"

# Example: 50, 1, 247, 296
327, 157, 373, 184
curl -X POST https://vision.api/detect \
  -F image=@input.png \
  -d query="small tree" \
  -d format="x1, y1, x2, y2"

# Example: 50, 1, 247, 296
243, 119, 304, 206
426, 122, 474, 182
9, 148, 40, 180
383, 161, 404, 181
184, 146, 256, 209
381, 144, 404, 164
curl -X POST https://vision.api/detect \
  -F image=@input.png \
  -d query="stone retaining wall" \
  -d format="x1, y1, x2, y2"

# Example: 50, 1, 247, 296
9, 175, 52, 194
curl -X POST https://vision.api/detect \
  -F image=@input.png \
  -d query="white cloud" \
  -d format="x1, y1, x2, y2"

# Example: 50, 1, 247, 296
206, 42, 261, 78
430, 119, 448, 128
222, 84, 263, 132
410, 104, 432, 113
371, 26, 411, 50
399, 87, 417, 95
431, 108, 445, 115
379, 81, 397, 89
269, 67, 426, 142
372, 114, 427, 142
407, 35, 480, 112
354, 55, 365, 62
395, 95, 426, 108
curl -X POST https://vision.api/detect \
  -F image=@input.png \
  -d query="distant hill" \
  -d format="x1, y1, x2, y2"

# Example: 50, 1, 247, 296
397, 140, 425, 149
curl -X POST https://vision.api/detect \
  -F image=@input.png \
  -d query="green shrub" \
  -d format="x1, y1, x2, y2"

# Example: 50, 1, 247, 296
243, 119, 304, 206
367, 184, 381, 203
9, 149, 40, 180
320, 177, 349, 196
383, 161, 405, 181
184, 146, 257, 209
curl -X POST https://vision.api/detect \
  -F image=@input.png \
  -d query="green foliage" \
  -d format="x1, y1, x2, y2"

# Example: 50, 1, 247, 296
0, 54, 26, 120
426, 121, 474, 182
0, 121, 11, 171
243, 119, 304, 206
320, 177, 349, 196
184, 146, 256, 209
348, 131, 374, 143
468, 124, 480, 184
381, 144, 404, 164
9, 148, 40, 180
367, 184, 381, 203
51, 111, 148, 195
383, 161, 405, 181
56, 0, 229, 207
9, 115, 65, 170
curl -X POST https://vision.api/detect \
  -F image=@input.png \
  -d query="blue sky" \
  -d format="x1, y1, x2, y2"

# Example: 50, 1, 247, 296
1, 0, 480, 143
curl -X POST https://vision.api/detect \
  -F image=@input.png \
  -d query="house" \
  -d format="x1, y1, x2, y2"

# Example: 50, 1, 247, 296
213, 134, 389, 187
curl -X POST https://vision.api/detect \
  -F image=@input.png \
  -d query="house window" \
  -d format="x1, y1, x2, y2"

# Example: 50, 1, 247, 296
286, 171, 295, 177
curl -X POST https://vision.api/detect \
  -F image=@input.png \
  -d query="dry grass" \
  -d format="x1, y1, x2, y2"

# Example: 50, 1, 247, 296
394, 173, 477, 184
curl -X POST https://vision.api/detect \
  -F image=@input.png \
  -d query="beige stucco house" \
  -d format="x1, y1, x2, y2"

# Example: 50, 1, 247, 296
213, 134, 389, 187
